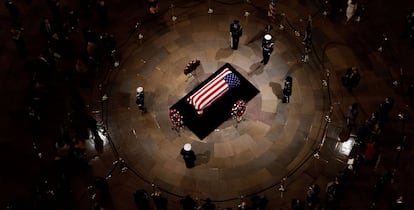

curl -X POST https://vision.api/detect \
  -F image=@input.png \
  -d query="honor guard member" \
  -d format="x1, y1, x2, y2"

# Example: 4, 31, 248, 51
230, 19, 243, 50
136, 87, 147, 113
283, 76, 293, 103
261, 34, 274, 65
180, 143, 196, 168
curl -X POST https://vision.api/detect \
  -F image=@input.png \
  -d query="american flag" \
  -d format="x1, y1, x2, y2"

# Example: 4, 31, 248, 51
188, 68, 240, 115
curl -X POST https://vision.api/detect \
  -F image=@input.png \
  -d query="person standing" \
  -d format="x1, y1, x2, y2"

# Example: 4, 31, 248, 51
136, 87, 147, 113
230, 19, 243, 50
291, 199, 305, 210
11, 27, 26, 57
345, 0, 357, 24
302, 16, 312, 62
261, 34, 274, 65
5, 0, 19, 23
40, 18, 57, 40
201, 198, 216, 210
346, 103, 359, 128
97, 0, 109, 27
237, 201, 252, 210
148, 0, 159, 14
378, 97, 394, 122
47, 0, 63, 23
306, 184, 320, 208
329, 0, 340, 22
268, 0, 277, 22
151, 191, 168, 210
283, 76, 292, 103
341, 67, 360, 92
180, 195, 196, 210
180, 143, 196, 168
389, 195, 405, 210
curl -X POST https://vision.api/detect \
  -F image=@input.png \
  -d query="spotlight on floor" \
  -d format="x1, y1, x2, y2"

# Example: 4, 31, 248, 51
337, 135, 356, 156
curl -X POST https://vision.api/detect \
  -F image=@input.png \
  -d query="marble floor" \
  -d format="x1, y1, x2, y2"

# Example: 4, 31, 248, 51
1, 0, 413, 209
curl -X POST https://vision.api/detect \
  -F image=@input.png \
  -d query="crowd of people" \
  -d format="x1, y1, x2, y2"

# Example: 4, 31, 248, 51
287, 93, 406, 210
4, 0, 120, 209
404, 10, 414, 48
3, 0, 411, 210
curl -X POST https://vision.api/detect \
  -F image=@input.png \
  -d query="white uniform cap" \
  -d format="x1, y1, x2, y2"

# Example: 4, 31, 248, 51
264, 34, 272, 41
183, 143, 192, 151
136, 87, 144, 93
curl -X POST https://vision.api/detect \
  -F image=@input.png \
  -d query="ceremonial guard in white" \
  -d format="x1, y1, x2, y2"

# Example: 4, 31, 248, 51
261, 34, 274, 65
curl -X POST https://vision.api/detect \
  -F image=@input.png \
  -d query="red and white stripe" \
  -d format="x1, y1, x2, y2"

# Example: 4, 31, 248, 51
188, 68, 232, 114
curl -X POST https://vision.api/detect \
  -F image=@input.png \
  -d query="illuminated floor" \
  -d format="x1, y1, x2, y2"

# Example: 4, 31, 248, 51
1, 0, 413, 209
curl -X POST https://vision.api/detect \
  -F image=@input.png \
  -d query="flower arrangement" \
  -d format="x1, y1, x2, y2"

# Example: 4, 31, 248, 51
169, 109, 184, 130
231, 100, 247, 122
183, 59, 200, 75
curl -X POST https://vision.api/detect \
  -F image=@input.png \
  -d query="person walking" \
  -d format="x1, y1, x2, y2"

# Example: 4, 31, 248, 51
230, 19, 243, 50
261, 34, 274, 65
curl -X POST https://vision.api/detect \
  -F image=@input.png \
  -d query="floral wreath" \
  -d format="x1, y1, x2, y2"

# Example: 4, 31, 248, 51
169, 109, 184, 130
231, 100, 247, 120
183, 59, 200, 75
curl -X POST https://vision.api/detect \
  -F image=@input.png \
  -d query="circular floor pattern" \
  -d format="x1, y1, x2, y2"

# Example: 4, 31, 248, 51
106, 13, 326, 200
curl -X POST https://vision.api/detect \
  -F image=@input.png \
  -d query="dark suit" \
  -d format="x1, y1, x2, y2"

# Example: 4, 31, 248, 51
40, 19, 57, 40
230, 21, 243, 49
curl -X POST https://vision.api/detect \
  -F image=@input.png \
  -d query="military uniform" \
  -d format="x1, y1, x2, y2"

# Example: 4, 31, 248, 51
136, 87, 147, 113
261, 34, 274, 65
230, 20, 243, 50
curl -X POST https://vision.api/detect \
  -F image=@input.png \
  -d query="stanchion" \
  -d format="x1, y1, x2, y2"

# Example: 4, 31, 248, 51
208, 0, 213, 24
278, 177, 287, 198
377, 33, 388, 52
313, 105, 334, 163
170, 1, 177, 27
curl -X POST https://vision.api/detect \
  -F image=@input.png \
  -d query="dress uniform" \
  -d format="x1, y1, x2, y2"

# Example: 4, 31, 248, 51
230, 20, 243, 50
180, 143, 196, 168
283, 76, 292, 103
136, 87, 147, 113
261, 34, 274, 65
